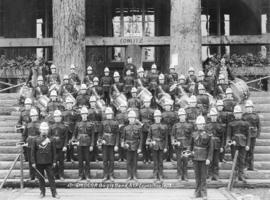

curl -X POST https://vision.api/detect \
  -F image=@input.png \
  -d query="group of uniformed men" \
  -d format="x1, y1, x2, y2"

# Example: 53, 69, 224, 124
17, 60, 261, 199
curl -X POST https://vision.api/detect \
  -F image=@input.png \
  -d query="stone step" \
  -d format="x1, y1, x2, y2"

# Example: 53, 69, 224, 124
0, 93, 19, 99
250, 96, 270, 104
0, 115, 19, 121
254, 104, 270, 113
1, 169, 270, 179
250, 92, 270, 97
0, 100, 18, 107
0, 160, 269, 171
0, 133, 21, 140
3, 178, 270, 189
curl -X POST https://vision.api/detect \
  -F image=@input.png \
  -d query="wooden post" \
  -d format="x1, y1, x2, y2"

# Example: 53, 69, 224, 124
52, 0, 86, 80
170, 0, 202, 75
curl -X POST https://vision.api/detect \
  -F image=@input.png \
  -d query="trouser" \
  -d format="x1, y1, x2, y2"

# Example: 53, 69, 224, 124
103, 91, 110, 105
142, 131, 151, 162
54, 149, 64, 178
36, 164, 57, 196
126, 151, 138, 178
175, 148, 188, 179
66, 130, 76, 161
193, 160, 207, 198
78, 146, 90, 179
119, 128, 126, 161
152, 149, 164, 178
27, 147, 35, 179
209, 149, 220, 178
102, 145, 114, 178
231, 146, 246, 179
165, 135, 173, 161
91, 131, 99, 161
245, 137, 256, 170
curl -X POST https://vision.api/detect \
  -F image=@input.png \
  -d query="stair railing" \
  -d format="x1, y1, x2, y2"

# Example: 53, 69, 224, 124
0, 142, 25, 189
0, 82, 26, 93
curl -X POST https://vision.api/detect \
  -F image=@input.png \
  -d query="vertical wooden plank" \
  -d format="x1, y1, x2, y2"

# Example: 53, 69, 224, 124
52, 0, 86, 79
170, 0, 202, 75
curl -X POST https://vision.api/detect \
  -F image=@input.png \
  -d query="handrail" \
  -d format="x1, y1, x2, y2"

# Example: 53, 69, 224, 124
246, 75, 270, 84
0, 154, 20, 189
0, 81, 15, 87
0, 82, 26, 93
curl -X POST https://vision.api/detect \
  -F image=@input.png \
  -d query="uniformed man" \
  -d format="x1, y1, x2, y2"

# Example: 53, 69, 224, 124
186, 95, 200, 123
110, 71, 124, 98
128, 87, 141, 116
223, 88, 237, 124
22, 108, 40, 180
33, 75, 49, 98
123, 69, 135, 99
31, 122, 59, 199
196, 84, 210, 117
59, 75, 77, 99
161, 100, 176, 162
123, 57, 137, 78
136, 67, 149, 88
165, 65, 178, 86
88, 96, 102, 162
49, 110, 68, 180
147, 64, 159, 96
139, 97, 154, 163
215, 74, 228, 99
171, 108, 194, 181
47, 64, 61, 87
83, 66, 95, 86
243, 100, 261, 171
100, 67, 113, 104
75, 84, 90, 108
190, 115, 213, 199
73, 106, 95, 180
99, 107, 119, 182
115, 103, 129, 162
17, 98, 33, 161
195, 71, 210, 95
88, 77, 104, 100
216, 100, 229, 162
62, 97, 78, 162
206, 107, 226, 181
46, 90, 65, 124
122, 110, 143, 182
186, 67, 197, 86
227, 105, 250, 182
68, 64, 81, 89
158, 73, 170, 94
147, 109, 168, 182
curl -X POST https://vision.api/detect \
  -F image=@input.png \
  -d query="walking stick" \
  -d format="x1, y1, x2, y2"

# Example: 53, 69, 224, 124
227, 149, 239, 191
33, 167, 46, 180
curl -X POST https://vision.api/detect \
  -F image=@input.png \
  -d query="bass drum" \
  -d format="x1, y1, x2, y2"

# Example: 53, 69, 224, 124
229, 78, 250, 103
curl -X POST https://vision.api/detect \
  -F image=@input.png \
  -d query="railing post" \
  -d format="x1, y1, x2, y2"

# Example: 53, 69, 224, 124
19, 145, 24, 189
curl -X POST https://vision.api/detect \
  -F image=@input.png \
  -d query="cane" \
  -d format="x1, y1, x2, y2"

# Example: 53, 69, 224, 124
33, 166, 46, 180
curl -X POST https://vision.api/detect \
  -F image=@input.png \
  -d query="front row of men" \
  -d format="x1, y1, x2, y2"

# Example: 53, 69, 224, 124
20, 95, 260, 199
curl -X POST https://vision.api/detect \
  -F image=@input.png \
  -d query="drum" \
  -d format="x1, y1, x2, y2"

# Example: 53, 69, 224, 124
111, 93, 127, 110
137, 87, 153, 102
36, 95, 50, 112
63, 92, 76, 106
229, 78, 250, 103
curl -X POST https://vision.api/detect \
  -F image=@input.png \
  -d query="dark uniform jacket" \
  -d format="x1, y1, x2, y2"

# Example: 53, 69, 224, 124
49, 122, 68, 149
100, 119, 119, 146
123, 75, 134, 93
62, 109, 78, 133
100, 76, 113, 93
88, 86, 104, 99
17, 108, 31, 127
161, 111, 177, 132
83, 74, 95, 85
110, 82, 124, 96
227, 119, 250, 147
185, 106, 200, 123
31, 136, 56, 165
147, 72, 159, 91
135, 77, 149, 88
123, 124, 143, 151
196, 94, 210, 115
165, 73, 178, 86
242, 112, 261, 138
33, 85, 49, 98
74, 121, 95, 146
59, 83, 76, 97
75, 93, 90, 108
171, 122, 194, 148
23, 121, 41, 148
148, 123, 168, 150
190, 130, 213, 161
69, 73, 81, 85
47, 100, 65, 113
140, 107, 154, 132
47, 73, 61, 85
206, 122, 226, 150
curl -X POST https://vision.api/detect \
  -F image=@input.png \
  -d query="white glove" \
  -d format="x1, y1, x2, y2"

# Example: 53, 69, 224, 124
245, 146, 250, 151
89, 146, 93, 152
220, 148, 224, 153
206, 159, 210, 165
62, 147, 67, 152
163, 148, 168, 153
137, 149, 141, 154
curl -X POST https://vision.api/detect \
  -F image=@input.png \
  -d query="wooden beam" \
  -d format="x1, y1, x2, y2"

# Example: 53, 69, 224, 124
1, 34, 270, 48
0, 38, 53, 47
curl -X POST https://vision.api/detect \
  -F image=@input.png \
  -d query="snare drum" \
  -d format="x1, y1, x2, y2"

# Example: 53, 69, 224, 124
229, 78, 250, 103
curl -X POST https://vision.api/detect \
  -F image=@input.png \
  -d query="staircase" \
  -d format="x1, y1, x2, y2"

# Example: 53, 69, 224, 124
0, 92, 270, 188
